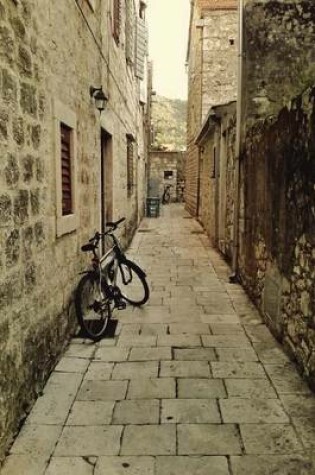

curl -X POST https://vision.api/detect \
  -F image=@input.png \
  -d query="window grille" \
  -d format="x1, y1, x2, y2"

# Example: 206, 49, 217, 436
127, 135, 134, 196
113, 0, 121, 44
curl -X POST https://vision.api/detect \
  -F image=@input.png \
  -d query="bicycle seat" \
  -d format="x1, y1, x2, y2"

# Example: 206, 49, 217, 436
106, 217, 126, 228
81, 243, 96, 252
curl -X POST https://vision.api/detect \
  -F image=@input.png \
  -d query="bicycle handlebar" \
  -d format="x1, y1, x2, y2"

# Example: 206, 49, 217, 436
82, 217, 126, 253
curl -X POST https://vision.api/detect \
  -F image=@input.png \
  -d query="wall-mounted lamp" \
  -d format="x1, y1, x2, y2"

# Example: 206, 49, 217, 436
90, 86, 108, 112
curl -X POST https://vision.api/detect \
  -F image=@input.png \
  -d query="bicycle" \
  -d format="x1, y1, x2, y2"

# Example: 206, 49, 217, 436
162, 184, 172, 204
75, 218, 150, 341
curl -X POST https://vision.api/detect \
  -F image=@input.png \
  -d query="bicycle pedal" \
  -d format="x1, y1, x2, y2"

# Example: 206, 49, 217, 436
116, 301, 126, 310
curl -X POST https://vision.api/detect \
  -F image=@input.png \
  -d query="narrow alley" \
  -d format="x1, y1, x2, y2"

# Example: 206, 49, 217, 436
2, 205, 315, 475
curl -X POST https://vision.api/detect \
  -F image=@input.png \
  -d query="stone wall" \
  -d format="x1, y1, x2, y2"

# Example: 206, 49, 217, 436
243, 0, 315, 126
149, 151, 186, 202
0, 0, 147, 460
239, 86, 315, 386
185, 0, 237, 216
196, 102, 237, 255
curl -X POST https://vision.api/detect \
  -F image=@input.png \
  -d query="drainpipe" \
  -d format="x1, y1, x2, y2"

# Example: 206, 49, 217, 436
231, 0, 244, 282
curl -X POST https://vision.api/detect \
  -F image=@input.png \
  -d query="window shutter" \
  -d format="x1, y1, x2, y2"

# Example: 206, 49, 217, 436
113, 0, 121, 43
135, 17, 147, 79
125, 0, 134, 64
60, 123, 73, 215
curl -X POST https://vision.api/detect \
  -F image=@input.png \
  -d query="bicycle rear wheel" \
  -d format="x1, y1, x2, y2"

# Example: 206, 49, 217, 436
75, 273, 111, 341
115, 260, 149, 306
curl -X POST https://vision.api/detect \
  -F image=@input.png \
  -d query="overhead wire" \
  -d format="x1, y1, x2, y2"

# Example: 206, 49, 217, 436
73, 0, 139, 130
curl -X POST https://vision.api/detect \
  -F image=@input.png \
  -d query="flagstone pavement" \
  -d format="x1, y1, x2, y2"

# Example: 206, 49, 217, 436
2, 204, 315, 474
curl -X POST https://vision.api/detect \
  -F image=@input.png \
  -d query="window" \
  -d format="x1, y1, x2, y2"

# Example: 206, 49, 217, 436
54, 100, 77, 237
113, 0, 121, 44
125, 0, 134, 64
127, 135, 134, 196
135, 3, 147, 79
60, 123, 72, 216
164, 170, 173, 180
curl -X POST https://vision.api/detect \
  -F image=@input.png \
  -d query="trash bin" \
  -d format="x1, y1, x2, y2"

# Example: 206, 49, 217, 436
146, 197, 160, 217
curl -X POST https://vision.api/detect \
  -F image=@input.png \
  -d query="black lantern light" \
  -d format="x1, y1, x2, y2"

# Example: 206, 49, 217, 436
90, 86, 108, 112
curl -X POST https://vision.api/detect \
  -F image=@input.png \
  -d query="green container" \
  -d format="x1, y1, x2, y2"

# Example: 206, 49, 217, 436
146, 197, 160, 217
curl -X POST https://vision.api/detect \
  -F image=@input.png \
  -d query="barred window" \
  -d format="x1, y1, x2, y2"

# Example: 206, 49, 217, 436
113, 0, 121, 44
127, 135, 134, 197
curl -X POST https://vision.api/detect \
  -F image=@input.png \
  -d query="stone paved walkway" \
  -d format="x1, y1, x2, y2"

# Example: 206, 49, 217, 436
2, 204, 315, 474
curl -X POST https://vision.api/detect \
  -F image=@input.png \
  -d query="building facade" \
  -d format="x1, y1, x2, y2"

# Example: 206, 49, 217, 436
187, 0, 315, 386
185, 0, 238, 216
0, 0, 148, 459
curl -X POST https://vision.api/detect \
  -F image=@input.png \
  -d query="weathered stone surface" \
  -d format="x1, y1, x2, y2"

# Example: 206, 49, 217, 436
156, 456, 229, 475
174, 348, 216, 361
0, 194, 12, 224
160, 361, 210, 378
46, 457, 94, 475
1, 455, 48, 475
121, 425, 176, 455
54, 357, 89, 374
20, 82, 37, 116
216, 348, 258, 362
127, 378, 176, 399
84, 362, 114, 381
95, 456, 155, 475
113, 399, 159, 424
161, 399, 221, 423
1, 68, 17, 102
67, 401, 114, 425
77, 381, 128, 401
129, 347, 171, 361
55, 426, 123, 456
26, 372, 82, 425
219, 398, 290, 424
230, 455, 314, 475
240, 424, 303, 454
178, 378, 227, 399
112, 362, 159, 380
5, 229, 20, 266
94, 347, 129, 362
279, 394, 315, 419
211, 361, 266, 379
0, 108, 8, 139
10, 424, 62, 456
177, 424, 242, 455
225, 379, 277, 399
202, 335, 251, 348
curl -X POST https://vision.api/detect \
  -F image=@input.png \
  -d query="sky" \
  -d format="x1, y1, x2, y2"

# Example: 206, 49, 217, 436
146, 0, 191, 101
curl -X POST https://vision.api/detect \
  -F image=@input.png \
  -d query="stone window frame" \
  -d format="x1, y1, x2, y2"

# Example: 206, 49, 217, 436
54, 100, 78, 237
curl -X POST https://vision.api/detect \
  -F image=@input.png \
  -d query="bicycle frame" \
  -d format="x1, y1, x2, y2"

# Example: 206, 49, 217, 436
99, 233, 132, 288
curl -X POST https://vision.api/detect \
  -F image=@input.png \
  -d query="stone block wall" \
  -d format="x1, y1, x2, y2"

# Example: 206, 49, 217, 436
185, 0, 237, 216
196, 103, 236, 255
239, 86, 315, 386
0, 0, 147, 460
243, 0, 315, 126
149, 151, 186, 202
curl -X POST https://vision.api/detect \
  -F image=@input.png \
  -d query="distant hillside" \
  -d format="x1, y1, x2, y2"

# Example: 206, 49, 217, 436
151, 96, 187, 151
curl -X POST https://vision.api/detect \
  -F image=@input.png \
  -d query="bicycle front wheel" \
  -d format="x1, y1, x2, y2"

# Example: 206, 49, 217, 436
75, 273, 111, 341
116, 260, 149, 306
